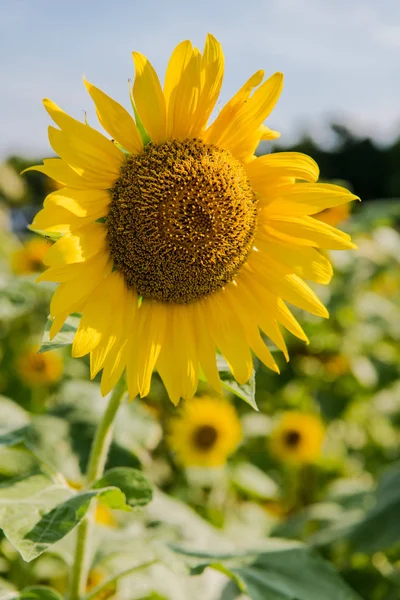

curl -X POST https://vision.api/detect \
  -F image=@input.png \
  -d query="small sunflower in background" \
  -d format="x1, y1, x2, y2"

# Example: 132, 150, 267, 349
11, 237, 50, 275
16, 346, 63, 387
270, 411, 325, 465
168, 396, 242, 468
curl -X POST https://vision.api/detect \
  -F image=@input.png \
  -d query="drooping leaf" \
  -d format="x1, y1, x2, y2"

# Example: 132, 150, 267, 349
0, 470, 140, 562
92, 467, 152, 508
217, 356, 257, 410
38, 313, 80, 353
0, 471, 72, 562
171, 540, 361, 600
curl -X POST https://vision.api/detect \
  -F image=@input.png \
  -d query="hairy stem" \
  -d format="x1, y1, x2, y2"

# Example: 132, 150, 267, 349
69, 376, 126, 600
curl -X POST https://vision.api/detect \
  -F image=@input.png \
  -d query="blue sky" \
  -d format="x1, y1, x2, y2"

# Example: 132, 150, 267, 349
1, 0, 399, 158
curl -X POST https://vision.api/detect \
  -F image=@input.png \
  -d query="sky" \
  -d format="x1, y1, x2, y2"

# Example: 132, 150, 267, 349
1, 0, 399, 159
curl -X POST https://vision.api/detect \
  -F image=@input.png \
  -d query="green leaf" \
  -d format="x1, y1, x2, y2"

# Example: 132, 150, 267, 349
217, 356, 258, 410
92, 467, 152, 508
19, 586, 64, 600
0, 471, 142, 562
0, 396, 30, 447
0, 472, 72, 561
38, 313, 80, 353
171, 541, 361, 600
350, 464, 400, 552
230, 463, 279, 501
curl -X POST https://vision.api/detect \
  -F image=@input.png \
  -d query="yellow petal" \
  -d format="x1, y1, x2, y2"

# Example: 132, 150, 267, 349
192, 300, 222, 394
44, 188, 111, 217
264, 183, 358, 216
23, 159, 108, 189
230, 276, 289, 359
131, 53, 166, 144
165, 42, 201, 139
246, 153, 319, 194
191, 33, 224, 133
224, 286, 280, 373
134, 300, 167, 397
49, 252, 111, 317
72, 271, 126, 357
100, 289, 137, 396
43, 222, 108, 266
259, 125, 280, 140
157, 305, 198, 405
37, 261, 88, 283
203, 292, 253, 385
264, 215, 356, 250
48, 126, 119, 186
254, 234, 333, 284
218, 72, 284, 160
247, 256, 329, 318
164, 40, 193, 136
43, 98, 125, 168
84, 79, 143, 154
204, 69, 264, 145
31, 205, 106, 234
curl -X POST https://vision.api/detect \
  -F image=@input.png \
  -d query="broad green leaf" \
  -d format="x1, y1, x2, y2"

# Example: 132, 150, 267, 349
351, 464, 400, 552
0, 396, 30, 447
0, 471, 139, 561
92, 467, 152, 508
38, 313, 80, 353
171, 540, 361, 600
230, 463, 279, 501
216, 356, 257, 410
0, 472, 72, 561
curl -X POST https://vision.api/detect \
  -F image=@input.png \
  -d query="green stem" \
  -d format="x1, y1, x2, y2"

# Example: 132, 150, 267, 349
82, 560, 158, 600
69, 377, 126, 600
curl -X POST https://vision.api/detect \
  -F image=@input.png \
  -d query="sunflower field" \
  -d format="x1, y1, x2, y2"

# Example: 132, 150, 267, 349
1, 34, 400, 600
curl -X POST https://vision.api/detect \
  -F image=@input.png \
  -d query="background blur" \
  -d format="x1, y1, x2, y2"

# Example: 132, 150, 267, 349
1, 2, 400, 599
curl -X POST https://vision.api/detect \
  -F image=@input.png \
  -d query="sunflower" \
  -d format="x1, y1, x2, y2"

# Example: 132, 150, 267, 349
269, 411, 325, 465
26, 34, 357, 404
11, 237, 50, 275
168, 396, 241, 467
16, 346, 63, 387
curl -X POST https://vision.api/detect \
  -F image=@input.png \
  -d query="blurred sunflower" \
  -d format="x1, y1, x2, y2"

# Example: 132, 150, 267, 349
270, 411, 325, 465
168, 396, 241, 467
16, 346, 63, 387
26, 34, 357, 404
11, 237, 50, 275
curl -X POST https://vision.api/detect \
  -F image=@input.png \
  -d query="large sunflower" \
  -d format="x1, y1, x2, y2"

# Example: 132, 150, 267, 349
27, 34, 357, 404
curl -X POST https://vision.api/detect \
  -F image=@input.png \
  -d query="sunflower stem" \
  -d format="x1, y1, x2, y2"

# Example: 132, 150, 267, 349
69, 376, 127, 600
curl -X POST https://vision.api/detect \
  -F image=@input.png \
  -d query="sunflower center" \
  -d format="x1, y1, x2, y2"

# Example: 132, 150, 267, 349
284, 430, 301, 448
193, 425, 218, 451
29, 354, 47, 372
108, 139, 257, 303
